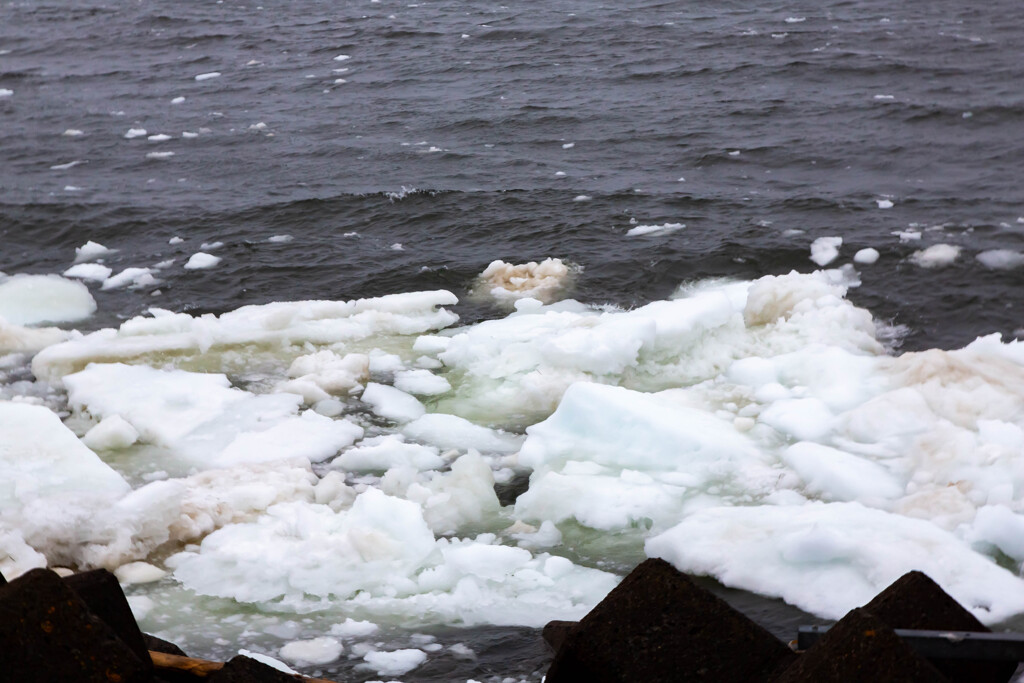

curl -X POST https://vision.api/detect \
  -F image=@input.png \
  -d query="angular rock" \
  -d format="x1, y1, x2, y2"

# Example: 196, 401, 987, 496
65, 568, 153, 674
773, 607, 948, 682
0, 567, 148, 682
207, 655, 303, 682
546, 558, 795, 682
861, 571, 1016, 683
542, 620, 575, 652
145, 632, 189, 657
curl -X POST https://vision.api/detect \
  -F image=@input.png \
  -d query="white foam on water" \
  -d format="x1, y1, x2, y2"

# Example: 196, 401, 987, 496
62, 129, 84, 136
910, 243, 961, 268
50, 160, 83, 170
148, 133, 172, 142
625, 223, 684, 237
0, 274, 96, 325
268, 235, 293, 243
195, 72, 221, 81
146, 151, 175, 160
184, 252, 221, 270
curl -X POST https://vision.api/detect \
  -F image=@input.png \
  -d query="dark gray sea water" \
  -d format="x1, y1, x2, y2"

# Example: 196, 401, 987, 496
2, 0, 1024, 679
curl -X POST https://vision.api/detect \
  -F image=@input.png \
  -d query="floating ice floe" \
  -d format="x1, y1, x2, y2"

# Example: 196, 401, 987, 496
853, 247, 880, 264
74, 241, 116, 263
102, 267, 156, 290
0, 274, 96, 325
184, 252, 221, 270
977, 249, 1024, 270
31, 290, 459, 381
625, 222, 685, 237
64, 263, 113, 282
910, 243, 960, 268
473, 258, 574, 305
168, 487, 618, 625
809, 236, 842, 266
194, 72, 221, 81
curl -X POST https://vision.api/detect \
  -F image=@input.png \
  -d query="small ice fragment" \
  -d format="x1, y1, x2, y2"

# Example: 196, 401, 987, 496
562, 142, 575, 149
169, 236, 184, 245
893, 230, 921, 242
62, 129, 84, 137
268, 234, 293, 243
461, 33, 470, 38
329, 619, 379, 638
810, 236, 842, 266
249, 122, 267, 131
728, 150, 741, 156
333, 78, 347, 84
626, 223, 685, 237
147, 134, 172, 142
114, 561, 166, 585
64, 186, 81, 192
362, 649, 427, 677
677, 176, 685, 181
102, 267, 156, 290
0, 89, 12, 97
171, 96, 185, 104
873, 94, 895, 101
876, 199, 894, 209
181, 131, 199, 139
554, 171, 566, 177
573, 195, 591, 202
194, 72, 221, 81
853, 248, 880, 264
785, 16, 806, 23
333, 54, 351, 61
145, 151, 175, 159
184, 252, 221, 270
390, 243, 404, 251
75, 241, 116, 263
124, 128, 147, 139
962, 111, 973, 119
200, 241, 223, 250
279, 637, 343, 666
977, 249, 1024, 270
910, 244, 961, 268
63, 263, 112, 282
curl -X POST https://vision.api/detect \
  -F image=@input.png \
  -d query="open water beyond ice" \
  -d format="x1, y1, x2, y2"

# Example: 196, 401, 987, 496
3, 0, 1024, 680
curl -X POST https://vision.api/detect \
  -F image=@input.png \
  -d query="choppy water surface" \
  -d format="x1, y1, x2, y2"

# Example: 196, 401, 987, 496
2, 0, 1024, 680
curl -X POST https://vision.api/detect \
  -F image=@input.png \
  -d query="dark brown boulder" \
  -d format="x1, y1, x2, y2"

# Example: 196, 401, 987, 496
542, 620, 575, 652
773, 607, 948, 682
65, 568, 154, 674
861, 571, 1016, 683
0, 568, 149, 682
546, 557, 795, 682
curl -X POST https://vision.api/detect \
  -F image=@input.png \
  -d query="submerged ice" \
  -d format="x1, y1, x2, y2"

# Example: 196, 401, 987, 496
7, 268, 1024, 661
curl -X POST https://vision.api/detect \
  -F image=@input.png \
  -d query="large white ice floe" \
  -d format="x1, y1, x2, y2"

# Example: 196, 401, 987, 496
169, 487, 618, 627
31, 290, 459, 381
63, 364, 363, 467
645, 502, 1024, 623
0, 274, 96, 326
